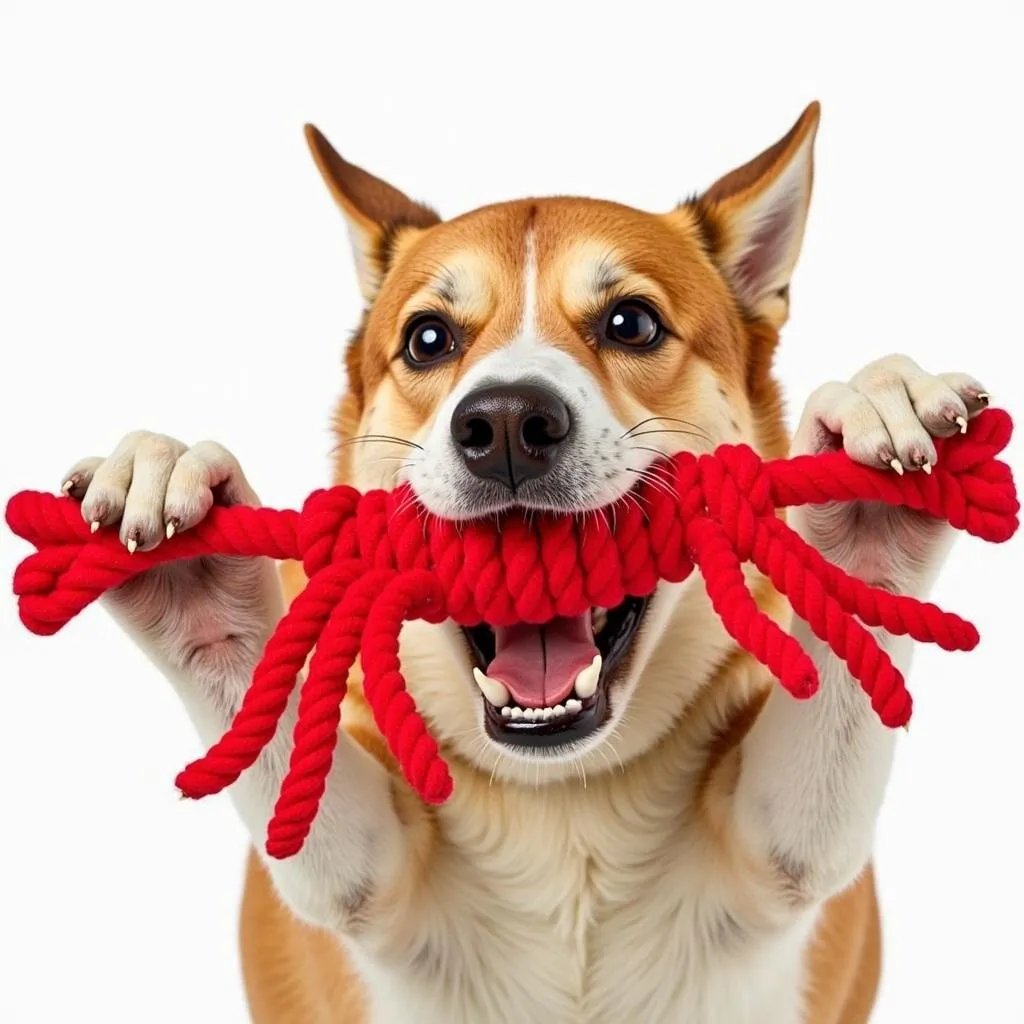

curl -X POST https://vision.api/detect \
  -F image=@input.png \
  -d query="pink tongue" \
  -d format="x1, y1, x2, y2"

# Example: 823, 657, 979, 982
487, 613, 598, 709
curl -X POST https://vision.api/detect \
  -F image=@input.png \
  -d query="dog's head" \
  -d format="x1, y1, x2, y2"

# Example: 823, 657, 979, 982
310, 105, 818, 781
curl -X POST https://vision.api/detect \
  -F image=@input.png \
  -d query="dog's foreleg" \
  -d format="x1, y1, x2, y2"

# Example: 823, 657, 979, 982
732, 354, 986, 904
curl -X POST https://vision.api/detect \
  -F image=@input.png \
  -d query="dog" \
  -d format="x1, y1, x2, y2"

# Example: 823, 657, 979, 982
59, 102, 990, 1022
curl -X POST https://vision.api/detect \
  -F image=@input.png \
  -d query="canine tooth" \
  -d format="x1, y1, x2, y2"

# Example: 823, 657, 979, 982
472, 668, 510, 708
510, 707, 524, 720
553, 704, 566, 717
566, 699, 582, 713
501, 706, 512, 718
573, 655, 602, 699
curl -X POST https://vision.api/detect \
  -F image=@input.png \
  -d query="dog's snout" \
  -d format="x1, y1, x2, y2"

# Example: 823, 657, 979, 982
451, 383, 572, 491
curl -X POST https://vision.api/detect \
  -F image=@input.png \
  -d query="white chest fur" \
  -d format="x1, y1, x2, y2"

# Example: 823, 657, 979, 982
348, 769, 816, 1024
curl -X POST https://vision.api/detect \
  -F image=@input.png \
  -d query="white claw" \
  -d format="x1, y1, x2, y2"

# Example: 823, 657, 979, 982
165, 521, 176, 539
921, 461, 932, 475
90, 520, 100, 534
472, 667, 510, 708
889, 458, 904, 476
956, 415, 968, 434
61, 479, 74, 494
573, 654, 602, 699
126, 537, 138, 554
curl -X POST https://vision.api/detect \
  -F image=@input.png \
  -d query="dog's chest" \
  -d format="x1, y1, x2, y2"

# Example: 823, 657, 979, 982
357, 785, 810, 1024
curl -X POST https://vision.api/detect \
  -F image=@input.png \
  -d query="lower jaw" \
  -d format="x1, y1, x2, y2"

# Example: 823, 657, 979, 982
482, 683, 610, 748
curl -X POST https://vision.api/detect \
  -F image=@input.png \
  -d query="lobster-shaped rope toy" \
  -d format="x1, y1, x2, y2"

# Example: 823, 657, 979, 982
7, 409, 1019, 859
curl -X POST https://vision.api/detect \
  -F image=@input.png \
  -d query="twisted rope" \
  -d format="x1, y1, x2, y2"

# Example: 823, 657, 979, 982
7, 409, 1018, 858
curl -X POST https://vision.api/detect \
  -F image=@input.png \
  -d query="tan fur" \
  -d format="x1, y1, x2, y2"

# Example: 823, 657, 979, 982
240, 103, 882, 1022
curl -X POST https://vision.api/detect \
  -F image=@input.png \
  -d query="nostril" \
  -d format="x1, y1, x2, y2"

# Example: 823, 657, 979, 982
522, 412, 568, 448
458, 416, 495, 450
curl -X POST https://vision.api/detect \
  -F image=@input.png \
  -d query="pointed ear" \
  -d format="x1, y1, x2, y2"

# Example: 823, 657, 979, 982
696, 102, 820, 326
304, 124, 441, 302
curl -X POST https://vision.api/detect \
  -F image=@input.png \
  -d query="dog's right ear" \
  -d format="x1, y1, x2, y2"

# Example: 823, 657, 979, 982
304, 125, 440, 302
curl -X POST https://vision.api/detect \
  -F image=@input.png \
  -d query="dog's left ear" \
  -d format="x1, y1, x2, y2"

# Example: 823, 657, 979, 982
695, 102, 820, 327
304, 125, 441, 302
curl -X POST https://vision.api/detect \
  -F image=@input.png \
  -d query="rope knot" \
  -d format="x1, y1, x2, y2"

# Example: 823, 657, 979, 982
698, 444, 774, 558
298, 487, 360, 576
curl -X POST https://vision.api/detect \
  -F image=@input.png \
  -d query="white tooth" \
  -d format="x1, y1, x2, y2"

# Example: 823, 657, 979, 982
573, 655, 602, 700
523, 708, 537, 721
501, 706, 512, 718
510, 707, 524, 720
553, 704, 566, 717
540, 708, 552, 720
566, 699, 582, 713
472, 668, 510, 708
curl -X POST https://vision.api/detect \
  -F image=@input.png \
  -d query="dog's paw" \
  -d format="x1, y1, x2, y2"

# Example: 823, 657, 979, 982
789, 354, 991, 586
61, 431, 279, 683
792, 354, 990, 470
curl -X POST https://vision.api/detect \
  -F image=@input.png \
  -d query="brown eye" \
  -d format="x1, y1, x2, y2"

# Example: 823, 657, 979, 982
603, 301, 663, 349
404, 317, 457, 365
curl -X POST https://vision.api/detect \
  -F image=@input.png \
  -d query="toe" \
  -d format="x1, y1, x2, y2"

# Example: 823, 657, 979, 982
937, 371, 991, 418
60, 456, 103, 500
120, 434, 187, 551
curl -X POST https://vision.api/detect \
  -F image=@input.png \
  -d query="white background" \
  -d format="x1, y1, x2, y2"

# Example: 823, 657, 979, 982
1, 2, 1022, 1021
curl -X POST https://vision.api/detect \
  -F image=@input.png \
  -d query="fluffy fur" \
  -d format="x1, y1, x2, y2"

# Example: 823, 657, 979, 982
59, 102, 991, 1023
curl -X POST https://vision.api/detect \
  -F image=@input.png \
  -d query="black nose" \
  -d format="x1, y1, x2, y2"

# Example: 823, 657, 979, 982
451, 383, 573, 491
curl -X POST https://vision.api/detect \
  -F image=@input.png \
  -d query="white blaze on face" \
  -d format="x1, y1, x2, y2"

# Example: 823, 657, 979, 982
406, 232, 658, 519
519, 231, 540, 339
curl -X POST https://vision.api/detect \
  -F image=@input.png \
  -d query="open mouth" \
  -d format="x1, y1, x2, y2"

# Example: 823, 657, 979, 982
462, 596, 650, 749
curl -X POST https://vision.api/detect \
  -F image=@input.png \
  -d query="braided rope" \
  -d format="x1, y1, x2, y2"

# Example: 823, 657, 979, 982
6, 408, 1018, 858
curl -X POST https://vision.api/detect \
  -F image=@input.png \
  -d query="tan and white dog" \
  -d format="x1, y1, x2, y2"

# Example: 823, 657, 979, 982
60, 103, 990, 1023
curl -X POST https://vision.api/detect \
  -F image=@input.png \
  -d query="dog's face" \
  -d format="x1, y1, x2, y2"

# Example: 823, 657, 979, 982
310, 105, 817, 781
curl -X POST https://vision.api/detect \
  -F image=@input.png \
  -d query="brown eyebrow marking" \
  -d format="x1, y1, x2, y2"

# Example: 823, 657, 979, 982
592, 252, 627, 294
427, 267, 459, 307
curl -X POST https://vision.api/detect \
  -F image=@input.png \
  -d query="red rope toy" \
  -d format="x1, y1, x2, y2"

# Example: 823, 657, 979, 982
7, 409, 1018, 859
